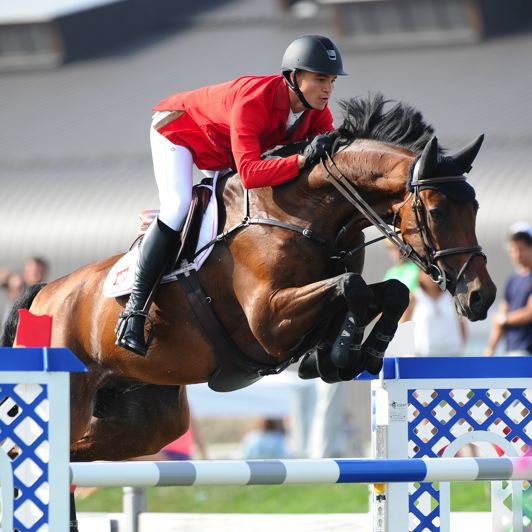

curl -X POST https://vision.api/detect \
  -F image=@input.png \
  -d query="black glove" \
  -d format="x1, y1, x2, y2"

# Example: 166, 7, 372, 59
302, 134, 333, 169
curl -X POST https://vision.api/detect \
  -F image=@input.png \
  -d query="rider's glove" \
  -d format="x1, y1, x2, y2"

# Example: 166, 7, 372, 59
302, 134, 333, 169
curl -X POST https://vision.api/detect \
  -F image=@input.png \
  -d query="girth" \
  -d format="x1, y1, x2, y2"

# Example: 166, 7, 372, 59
177, 269, 296, 392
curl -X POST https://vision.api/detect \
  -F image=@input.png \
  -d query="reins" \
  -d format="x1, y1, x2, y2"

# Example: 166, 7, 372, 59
192, 186, 377, 264
191, 187, 327, 261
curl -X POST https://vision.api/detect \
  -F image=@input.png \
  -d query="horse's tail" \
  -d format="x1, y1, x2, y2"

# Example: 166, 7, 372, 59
1, 283, 46, 346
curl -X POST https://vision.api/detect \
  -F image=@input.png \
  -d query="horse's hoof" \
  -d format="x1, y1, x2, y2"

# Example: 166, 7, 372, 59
298, 352, 320, 379
336, 358, 367, 381
364, 349, 384, 375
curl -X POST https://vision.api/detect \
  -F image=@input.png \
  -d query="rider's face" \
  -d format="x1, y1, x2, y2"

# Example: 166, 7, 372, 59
296, 71, 336, 111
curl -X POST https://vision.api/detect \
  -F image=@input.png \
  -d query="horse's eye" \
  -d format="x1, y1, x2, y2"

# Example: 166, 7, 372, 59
430, 208, 445, 221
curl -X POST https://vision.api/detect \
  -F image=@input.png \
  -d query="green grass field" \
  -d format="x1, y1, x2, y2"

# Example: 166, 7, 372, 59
76, 481, 491, 514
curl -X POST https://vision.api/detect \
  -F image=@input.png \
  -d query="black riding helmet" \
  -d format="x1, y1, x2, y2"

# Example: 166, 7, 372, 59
282, 35, 347, 109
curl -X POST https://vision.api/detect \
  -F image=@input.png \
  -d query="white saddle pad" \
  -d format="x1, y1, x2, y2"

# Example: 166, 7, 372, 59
103, 180, 218, 298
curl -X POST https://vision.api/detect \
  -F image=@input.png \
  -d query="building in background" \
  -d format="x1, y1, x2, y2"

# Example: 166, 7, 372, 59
1, 1, 530, 449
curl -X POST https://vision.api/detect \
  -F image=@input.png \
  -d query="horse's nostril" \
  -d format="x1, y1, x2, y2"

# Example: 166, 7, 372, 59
469, 290, 483, 312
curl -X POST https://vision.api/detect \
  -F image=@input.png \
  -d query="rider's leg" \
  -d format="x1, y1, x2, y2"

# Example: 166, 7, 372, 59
151, 129, 193, 232
116, 129, 193, 356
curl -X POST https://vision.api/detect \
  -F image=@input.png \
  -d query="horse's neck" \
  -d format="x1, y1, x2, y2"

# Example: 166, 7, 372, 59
311, 142, 414, 209
220, 143, 413, 235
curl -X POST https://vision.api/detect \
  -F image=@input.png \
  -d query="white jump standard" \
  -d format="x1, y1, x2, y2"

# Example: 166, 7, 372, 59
367, 356, 531, 532
0, 345, 85, 532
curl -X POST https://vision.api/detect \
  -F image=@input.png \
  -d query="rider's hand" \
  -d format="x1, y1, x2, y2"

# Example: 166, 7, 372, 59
302, 134, 333, 169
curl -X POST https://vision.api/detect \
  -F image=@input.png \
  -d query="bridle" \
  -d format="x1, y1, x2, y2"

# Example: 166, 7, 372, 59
321, 153, 486, 292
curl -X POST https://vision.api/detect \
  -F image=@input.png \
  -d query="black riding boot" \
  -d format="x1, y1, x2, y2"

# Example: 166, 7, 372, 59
115, 218, 180, 356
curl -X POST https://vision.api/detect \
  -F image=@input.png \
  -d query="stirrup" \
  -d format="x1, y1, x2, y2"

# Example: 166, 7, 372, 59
116, 310, 156, 351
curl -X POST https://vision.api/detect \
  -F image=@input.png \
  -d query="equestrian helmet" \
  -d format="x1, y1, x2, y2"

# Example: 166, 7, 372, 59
281, 35, 347, 76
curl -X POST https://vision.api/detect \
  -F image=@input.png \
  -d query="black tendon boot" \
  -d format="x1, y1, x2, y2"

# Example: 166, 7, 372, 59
116, 218, 180, 356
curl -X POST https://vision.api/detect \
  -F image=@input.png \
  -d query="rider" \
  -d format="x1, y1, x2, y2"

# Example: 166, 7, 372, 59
116, 35, 348, 356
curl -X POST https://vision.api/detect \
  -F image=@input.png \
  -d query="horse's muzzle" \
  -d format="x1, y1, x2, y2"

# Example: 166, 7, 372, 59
454, 278, 496, 322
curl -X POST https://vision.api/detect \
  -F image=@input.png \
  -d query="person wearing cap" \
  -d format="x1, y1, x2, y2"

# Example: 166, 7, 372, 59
116, 35, 348, 356
485, 222, 532, 356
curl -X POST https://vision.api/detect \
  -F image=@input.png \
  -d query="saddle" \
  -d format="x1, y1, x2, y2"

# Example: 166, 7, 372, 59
104, 177, 221, 299
139, 177, 215, 267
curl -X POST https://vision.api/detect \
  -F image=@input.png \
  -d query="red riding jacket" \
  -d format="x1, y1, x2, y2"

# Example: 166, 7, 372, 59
153, 75, 334, 189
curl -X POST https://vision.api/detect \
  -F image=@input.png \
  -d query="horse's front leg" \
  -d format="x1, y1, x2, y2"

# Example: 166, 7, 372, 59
251, 272, 373, 359
296, 279, 409, 382
360, 279, 410, 375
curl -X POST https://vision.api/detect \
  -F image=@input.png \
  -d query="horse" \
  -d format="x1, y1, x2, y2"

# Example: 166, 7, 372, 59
2, 94, 496, 463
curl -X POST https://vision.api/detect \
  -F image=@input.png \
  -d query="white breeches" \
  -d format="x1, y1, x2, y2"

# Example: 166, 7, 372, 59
150, 125, 193, 231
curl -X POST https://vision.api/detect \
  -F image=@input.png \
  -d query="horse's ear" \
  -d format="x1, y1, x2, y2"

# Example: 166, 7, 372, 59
417, 136, 439, 178
450, 134, 484, 173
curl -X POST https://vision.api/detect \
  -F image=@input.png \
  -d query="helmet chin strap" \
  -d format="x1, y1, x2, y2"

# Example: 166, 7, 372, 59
285, 71, 314, 110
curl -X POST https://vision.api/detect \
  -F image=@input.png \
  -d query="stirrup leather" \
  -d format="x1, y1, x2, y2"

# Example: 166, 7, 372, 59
116, 310, 156, 350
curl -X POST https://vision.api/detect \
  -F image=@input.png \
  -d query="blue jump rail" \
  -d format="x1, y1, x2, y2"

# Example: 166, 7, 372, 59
0, 347, 86, 373
355, 356, 532, 380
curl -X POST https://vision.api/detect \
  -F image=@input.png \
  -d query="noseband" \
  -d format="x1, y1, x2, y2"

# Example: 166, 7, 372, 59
321, 153, 486, 292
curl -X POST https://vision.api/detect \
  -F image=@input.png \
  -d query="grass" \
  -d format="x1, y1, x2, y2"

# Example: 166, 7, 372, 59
76, 481, 491, 514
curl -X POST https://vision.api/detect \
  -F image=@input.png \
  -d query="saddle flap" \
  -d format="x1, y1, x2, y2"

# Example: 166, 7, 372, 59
103, 178, 219, 298
179, 178, 215, 263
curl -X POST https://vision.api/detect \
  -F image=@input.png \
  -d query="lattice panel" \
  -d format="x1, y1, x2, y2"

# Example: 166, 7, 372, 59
406, 387, 531, 532
0, 383, 49, 532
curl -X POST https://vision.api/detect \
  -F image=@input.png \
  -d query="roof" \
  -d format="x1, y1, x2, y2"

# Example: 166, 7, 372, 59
0, 0, 122, 23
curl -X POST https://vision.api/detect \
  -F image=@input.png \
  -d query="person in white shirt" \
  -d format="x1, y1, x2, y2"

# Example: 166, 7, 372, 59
403, 270, 467, 356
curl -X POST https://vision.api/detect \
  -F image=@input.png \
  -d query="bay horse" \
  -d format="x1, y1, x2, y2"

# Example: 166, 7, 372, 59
2, 94, 496, 462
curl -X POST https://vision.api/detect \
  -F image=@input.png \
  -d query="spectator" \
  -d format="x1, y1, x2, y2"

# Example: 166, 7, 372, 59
0, 268, 10, 288
1, 272, 24, 328
485, 222, 532, 356
1, 257, 49, 328
22, 257, 49, 287
383, 240, 419, 323
135, 417, 208, 461
403, 270, 467, 356
154, 419, 207, 461
383, 241, 419, 292
241, 417, 290, 459
307, 380, 356, 458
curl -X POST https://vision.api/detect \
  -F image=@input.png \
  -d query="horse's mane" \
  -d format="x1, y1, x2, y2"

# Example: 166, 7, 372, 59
335, 93, 437, 155
261, 93, 438, 161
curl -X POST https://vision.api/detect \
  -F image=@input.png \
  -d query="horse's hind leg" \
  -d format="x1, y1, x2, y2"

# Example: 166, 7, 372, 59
70, 383, 189, 462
